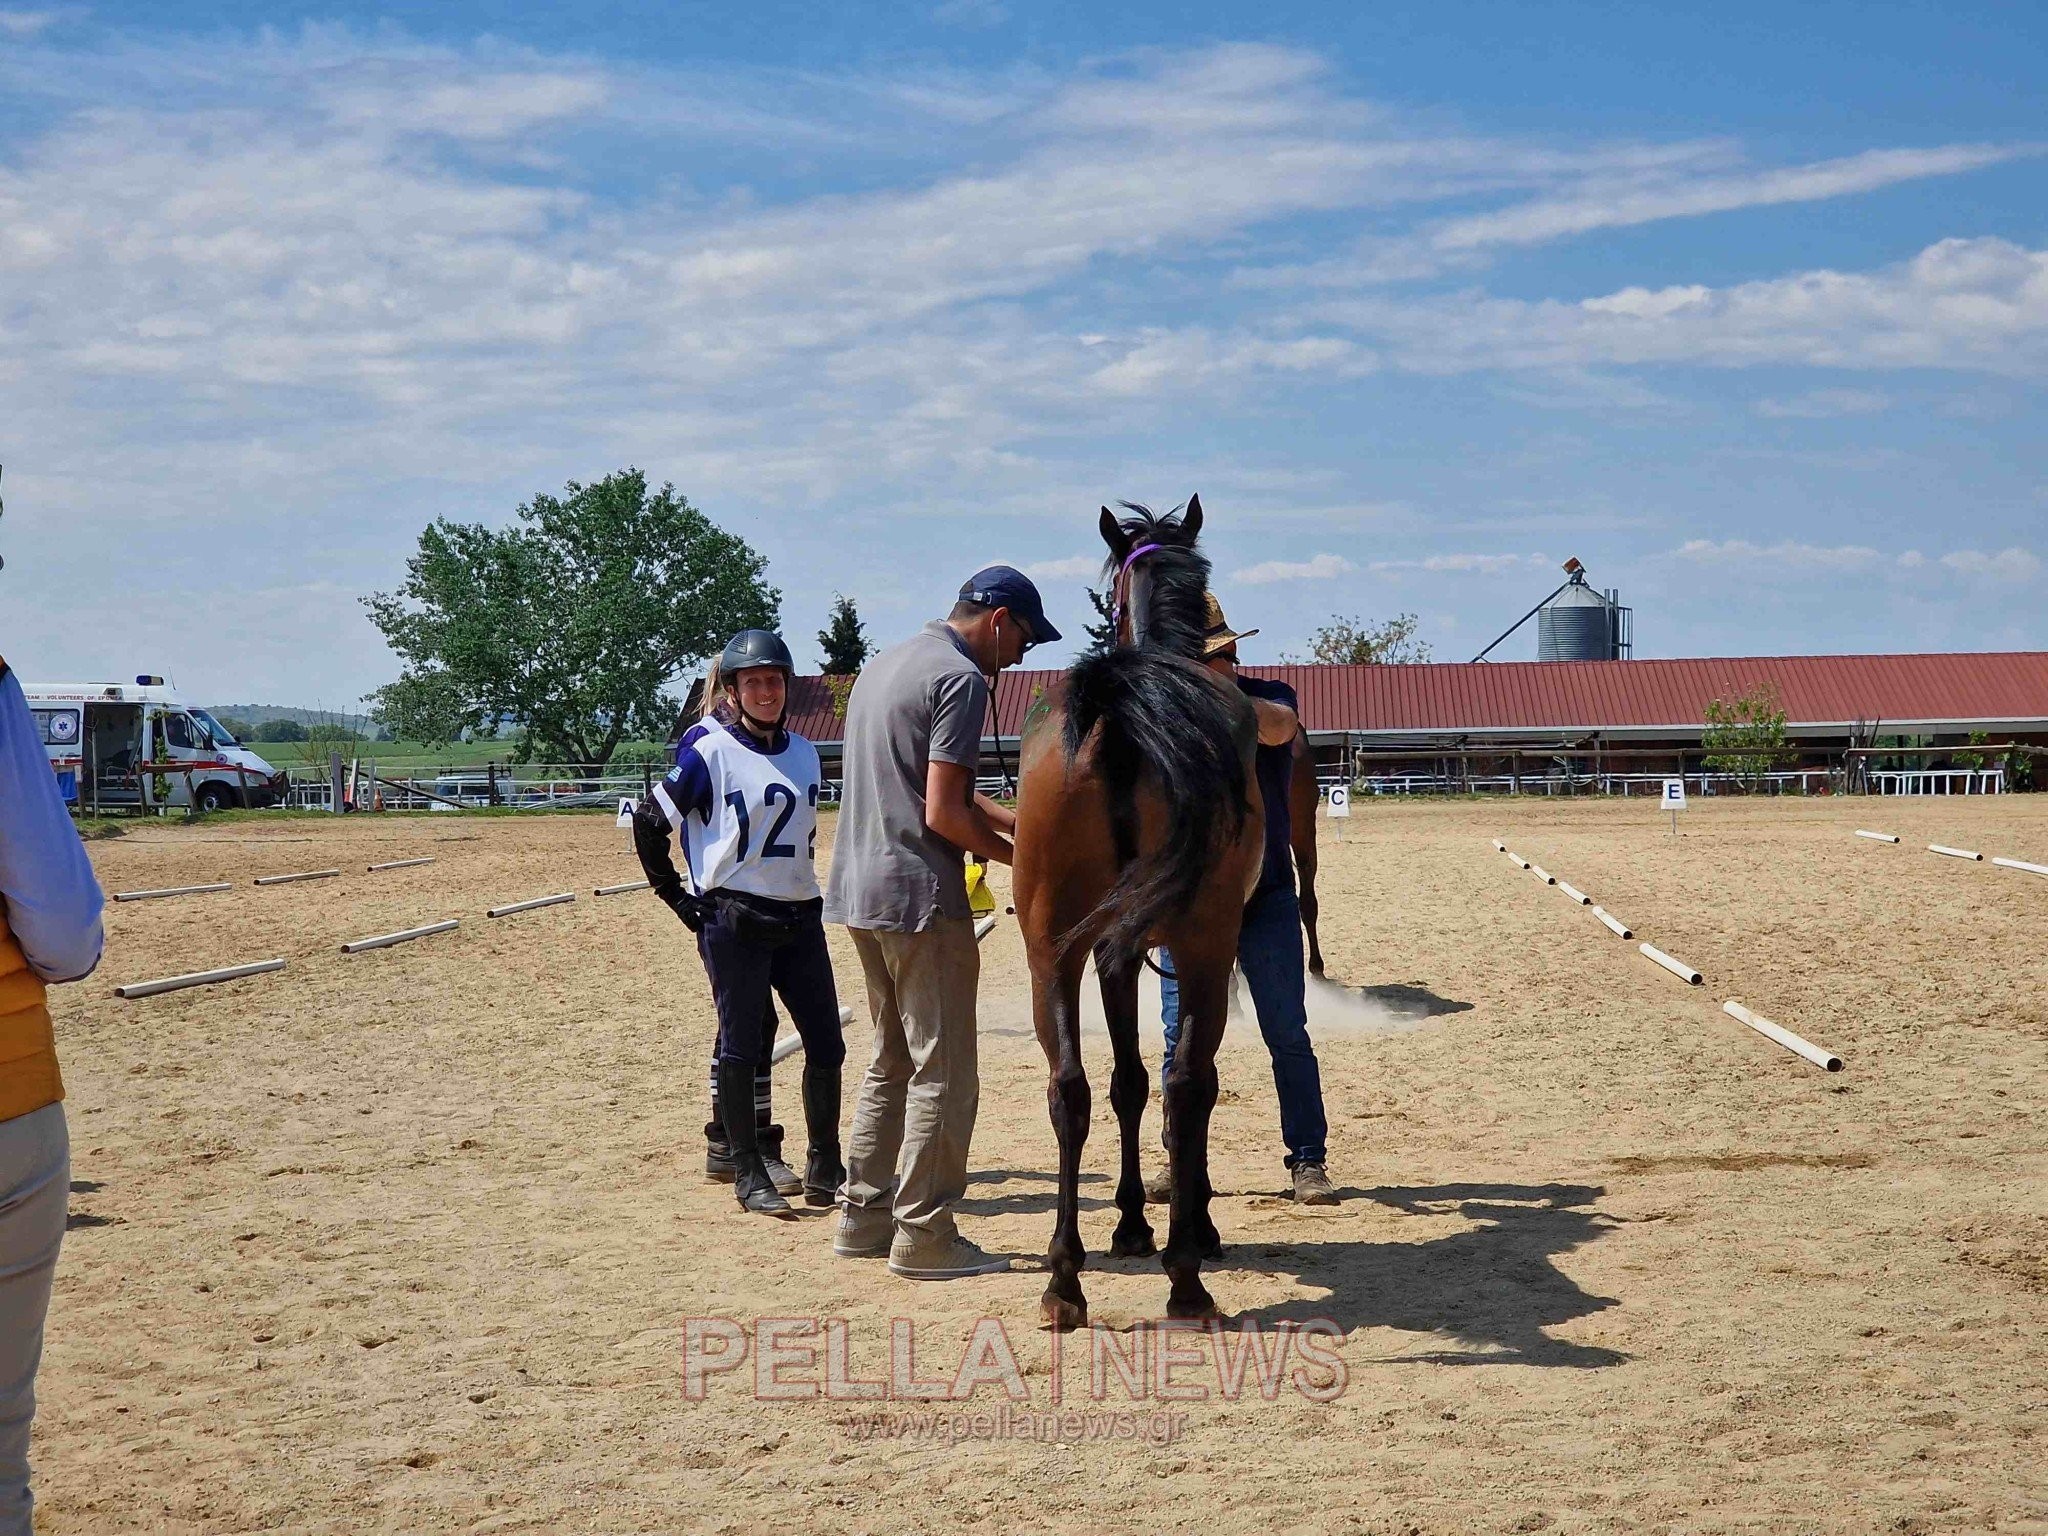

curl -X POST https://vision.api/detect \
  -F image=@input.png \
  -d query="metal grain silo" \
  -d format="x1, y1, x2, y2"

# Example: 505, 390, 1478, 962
1538, 573, 1621, 660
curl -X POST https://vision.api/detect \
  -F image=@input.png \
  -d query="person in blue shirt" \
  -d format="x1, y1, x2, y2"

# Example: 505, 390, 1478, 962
0, 655, 106, 1535
1150, 597, 1337, 1206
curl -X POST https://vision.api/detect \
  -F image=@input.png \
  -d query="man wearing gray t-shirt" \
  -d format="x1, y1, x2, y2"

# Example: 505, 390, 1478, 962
824, 566, 1059, 1280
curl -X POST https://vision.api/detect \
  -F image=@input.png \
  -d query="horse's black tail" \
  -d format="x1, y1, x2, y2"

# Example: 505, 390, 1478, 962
1056, 648, 1253, 966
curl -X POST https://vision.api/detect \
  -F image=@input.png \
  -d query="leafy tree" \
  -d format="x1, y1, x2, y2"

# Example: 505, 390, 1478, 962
817, 594, 871, 675
823, 674, 857, 720
365, 470, 778, 768
307, 723, 362, 744
215, 715, 255, 742
1285, 612, 1432, 665
254, 719, 308, 742
1702, 684, 1789, 788
1082, 587, 1117, 653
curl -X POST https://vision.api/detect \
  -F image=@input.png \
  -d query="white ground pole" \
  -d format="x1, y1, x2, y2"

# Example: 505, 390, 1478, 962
1928, 844, 1983, 861
1992, 856, 2048, 877
341, 920, 460, 954
1492, 840, 1508, 853
1723, 1000, 1843, 1072
1509, 853, 1531, 870
594, 880, 652, 896
367, 857, 436, 872
1640, 943, 1703, 985
1591, 907, 1633, 939
1556, 880, 1591, 905
1854, 830, 1900, 844
114, 882, 232, 903
486, 892, 576, 918
253, 869, 341, 886
774, 1005, 859, 1064
974, 914, 999, 941
115, 958, 286, 999
1527, 863, 1557, 885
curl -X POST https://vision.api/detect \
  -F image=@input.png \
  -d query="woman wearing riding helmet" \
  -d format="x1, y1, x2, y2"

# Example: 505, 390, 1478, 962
633, 630, 846, 1217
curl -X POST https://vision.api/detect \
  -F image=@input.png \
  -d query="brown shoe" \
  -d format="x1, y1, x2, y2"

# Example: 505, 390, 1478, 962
1144, 1166, 1172, 1205
1291, 1162, 1338, 1206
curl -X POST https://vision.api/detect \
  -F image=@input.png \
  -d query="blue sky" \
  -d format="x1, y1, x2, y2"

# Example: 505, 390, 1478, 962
1, 2, 2043, 705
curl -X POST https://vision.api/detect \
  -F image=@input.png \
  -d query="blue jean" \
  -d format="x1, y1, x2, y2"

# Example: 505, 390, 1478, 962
1159, 885, 1327, 1169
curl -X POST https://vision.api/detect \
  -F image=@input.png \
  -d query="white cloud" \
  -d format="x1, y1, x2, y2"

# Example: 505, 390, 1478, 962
1326, 238, 2048, 376
1755, 388, 1892, 418
1939, 547, 2042, 580
0, 10, 56, 37
1233, 553, 1355, 584
1367, 553, 1547, 574
1020, 554, 1102, 581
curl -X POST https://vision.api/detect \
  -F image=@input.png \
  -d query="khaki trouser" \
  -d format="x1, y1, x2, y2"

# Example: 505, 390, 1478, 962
0, 1103, 66, 1536
842, 921, 980, 1244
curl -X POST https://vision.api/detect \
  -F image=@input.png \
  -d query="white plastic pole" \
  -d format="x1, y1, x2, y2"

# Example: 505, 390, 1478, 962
594, 880, 651, 896
1527, 863, 1557, 885
1927, 844, 1982, 861
1853, 830, 1899, 844
367, 857, 435, 872
1510, 853, 1531, 870
341, 920, 460, 954
253, 868, 341, 886
1639, 943, 1703, 985
775, 1004, 858, 1063
1723, 1000, 1842, 1073
1491, 840, 1507, 853
975, 914, 998, 941
1591, 907, 1632, 939
486, 892, 575, 918
1556, 880, 1590, 905
115, 957, 286, 999
114, 882, 232, 903
1991, 856, 2048, 877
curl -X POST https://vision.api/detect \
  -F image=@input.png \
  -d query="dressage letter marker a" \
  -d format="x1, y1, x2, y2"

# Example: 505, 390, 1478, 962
1723, 1000, 1842, 1073
1640, 943, 1703, 986
253, 868, 341, 886
341, 920, 459, 954
1928, 844, 1983, 862
116, 958, 286, 999
1854, 830, 1900, 844
114, 882, 232, 903
487, 892, 575, 918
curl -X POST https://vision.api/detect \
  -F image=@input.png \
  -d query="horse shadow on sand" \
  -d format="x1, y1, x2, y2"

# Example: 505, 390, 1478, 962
1023, 1179, 1624, 1367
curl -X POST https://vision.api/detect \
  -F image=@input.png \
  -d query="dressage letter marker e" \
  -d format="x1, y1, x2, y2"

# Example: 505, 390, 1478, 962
1661, 778, 1686, 836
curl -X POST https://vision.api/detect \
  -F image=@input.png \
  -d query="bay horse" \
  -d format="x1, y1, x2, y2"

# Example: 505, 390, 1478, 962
1010, 497, 1265, 1327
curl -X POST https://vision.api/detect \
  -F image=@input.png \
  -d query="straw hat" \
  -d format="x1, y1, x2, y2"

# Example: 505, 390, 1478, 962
1201, 592, 1259, 658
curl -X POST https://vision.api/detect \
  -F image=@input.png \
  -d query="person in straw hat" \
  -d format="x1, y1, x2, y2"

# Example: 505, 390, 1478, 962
1148, 593, 1337, 1205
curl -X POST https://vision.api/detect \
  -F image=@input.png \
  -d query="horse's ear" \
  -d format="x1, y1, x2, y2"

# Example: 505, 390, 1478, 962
1098, 505, 1127, 557
1182, 494, 1203, 540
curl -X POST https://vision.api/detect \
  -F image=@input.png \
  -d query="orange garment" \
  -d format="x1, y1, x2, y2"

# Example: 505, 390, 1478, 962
0, 915, 60, 1126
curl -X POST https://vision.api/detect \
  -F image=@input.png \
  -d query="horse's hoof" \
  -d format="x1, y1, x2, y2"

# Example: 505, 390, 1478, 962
1040, 1294, 1089, 1332
1109, 1228, 1157, 1259
1166, 1292, 1221, 1322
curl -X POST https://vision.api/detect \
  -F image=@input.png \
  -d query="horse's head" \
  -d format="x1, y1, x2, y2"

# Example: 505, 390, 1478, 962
1098, 496, 1211, 656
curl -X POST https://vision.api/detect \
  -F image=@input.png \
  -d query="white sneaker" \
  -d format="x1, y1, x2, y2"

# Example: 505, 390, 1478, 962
887, 1234, 1012, 1281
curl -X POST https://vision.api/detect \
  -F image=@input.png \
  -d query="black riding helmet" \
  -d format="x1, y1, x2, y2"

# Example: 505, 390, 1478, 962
718, 628, 795, 732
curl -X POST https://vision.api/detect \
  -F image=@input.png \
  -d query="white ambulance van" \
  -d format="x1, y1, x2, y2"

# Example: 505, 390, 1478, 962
23, 676, 288, 813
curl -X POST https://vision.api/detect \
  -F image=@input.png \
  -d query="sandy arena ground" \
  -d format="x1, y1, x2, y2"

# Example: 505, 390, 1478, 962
36, 796, 2048, 1535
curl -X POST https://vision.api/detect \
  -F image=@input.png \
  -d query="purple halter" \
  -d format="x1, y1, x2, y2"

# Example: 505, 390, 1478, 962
1109, 541, 1165, 634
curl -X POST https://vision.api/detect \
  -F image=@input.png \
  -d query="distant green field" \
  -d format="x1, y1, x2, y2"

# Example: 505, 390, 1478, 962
244, 739, 670, 770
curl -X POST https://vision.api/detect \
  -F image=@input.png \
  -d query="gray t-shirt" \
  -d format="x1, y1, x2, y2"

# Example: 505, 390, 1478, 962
823, 621, 987, 932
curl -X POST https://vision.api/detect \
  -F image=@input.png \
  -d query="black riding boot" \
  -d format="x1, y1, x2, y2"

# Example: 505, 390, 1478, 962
717, 1058, 793, 1217
800, 1060, 845, 1208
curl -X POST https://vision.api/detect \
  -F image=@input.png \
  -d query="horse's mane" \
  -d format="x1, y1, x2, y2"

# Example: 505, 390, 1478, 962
1100, 502, 1211, 660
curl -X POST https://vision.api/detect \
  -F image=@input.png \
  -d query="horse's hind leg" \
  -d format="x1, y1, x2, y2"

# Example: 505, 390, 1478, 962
1034, 950, 1091, 1331
1095, 946, 1156, 1260
1161, 957, 1228, 1320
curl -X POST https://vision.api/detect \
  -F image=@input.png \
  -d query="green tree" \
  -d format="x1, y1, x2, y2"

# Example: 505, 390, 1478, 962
1082, 587, 1117, 652
364, 470, 778, 768
1286, 612, 1432, 665
307, 723, 362, 744
1702, 684, 1789, 788
817, 594, 871, 674
255, 718, 308, 743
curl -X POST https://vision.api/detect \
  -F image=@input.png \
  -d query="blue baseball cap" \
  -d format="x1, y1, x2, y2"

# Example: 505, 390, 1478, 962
959, 565, 1062, 648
